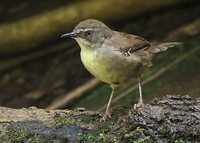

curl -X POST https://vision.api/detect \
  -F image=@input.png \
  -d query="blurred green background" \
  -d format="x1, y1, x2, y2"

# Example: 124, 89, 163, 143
0, 0, 199, 111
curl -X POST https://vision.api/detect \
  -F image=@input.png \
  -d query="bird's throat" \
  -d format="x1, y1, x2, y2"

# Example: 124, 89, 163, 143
76, 39, 92, 49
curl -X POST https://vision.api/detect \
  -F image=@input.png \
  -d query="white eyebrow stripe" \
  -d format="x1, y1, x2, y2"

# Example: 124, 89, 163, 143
79, 28, 98, 32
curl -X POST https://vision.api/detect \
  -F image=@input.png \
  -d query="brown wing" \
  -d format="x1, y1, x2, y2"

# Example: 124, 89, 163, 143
110, 31, 151, 56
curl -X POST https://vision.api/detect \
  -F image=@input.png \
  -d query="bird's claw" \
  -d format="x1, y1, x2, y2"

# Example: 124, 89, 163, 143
134, 101, 144, 109
100, 110, 112, 122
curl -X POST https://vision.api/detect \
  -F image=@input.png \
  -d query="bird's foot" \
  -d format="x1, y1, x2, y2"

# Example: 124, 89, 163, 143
134, 100, 144, 109
100, 110, 112, 122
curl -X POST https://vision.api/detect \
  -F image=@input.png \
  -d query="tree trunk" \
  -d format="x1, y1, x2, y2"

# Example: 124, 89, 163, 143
0, 95, 199, 143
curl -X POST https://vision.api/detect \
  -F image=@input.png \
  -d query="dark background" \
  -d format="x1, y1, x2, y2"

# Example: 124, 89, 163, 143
0, 0, 199, 111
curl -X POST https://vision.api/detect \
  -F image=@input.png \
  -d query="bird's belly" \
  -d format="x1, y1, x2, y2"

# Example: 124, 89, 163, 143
80, 48, 143, 85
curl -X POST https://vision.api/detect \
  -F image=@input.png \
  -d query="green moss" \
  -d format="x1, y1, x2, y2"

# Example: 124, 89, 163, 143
78, 131, 114, 143
78, 121, 112, 143
175, 139, 184, 143
78, 132, 99, 143
123, 127, 150, 143
77, 125, 151, 143
53, 113, 82, 126
0, 124, 27, 143
0, 124, 45, 143
27, 134, 44, 143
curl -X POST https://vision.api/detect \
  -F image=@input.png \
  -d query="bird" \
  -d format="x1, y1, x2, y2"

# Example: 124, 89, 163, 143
61, 19, 181, 121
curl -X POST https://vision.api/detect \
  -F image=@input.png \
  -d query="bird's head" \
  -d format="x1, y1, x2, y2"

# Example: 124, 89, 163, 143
61, 19, 112, 49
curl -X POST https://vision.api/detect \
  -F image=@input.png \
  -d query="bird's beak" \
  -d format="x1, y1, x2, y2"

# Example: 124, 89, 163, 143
61, 31, 78, 38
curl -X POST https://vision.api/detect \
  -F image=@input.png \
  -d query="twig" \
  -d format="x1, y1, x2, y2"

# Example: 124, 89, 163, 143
165, 19, 200, 41
47, 78, 101, 109
0, 41, 76, 72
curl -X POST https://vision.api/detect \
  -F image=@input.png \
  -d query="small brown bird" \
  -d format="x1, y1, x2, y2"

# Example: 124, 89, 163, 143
61, 19, 180, 121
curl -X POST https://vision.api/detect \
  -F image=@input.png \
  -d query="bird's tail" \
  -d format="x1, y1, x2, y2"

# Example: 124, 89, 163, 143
149, 42, 182, 54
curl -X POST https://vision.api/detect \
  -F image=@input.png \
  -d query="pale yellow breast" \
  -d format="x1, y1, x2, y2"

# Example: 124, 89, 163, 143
80, 44, 111, 83
78, 40, 143, 85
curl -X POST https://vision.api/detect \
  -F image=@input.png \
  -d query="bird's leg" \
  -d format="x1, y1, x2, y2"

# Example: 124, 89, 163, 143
134, 81, 144, 109
100, 87, 115, 122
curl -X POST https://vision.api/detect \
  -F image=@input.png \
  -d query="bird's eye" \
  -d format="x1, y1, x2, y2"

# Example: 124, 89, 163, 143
86, 31, 91, 36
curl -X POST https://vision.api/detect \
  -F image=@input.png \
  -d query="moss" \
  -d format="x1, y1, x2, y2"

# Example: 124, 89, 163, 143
27, 134, 45, 143
0, 124, 45, 143
175, 139, 184, 143
82, 118, 119, 142
78, 131, 114, 143
77, 124, 151, 143
0, 124, 27, 143
53, 113, 82, 126
78, 132, 99, 143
